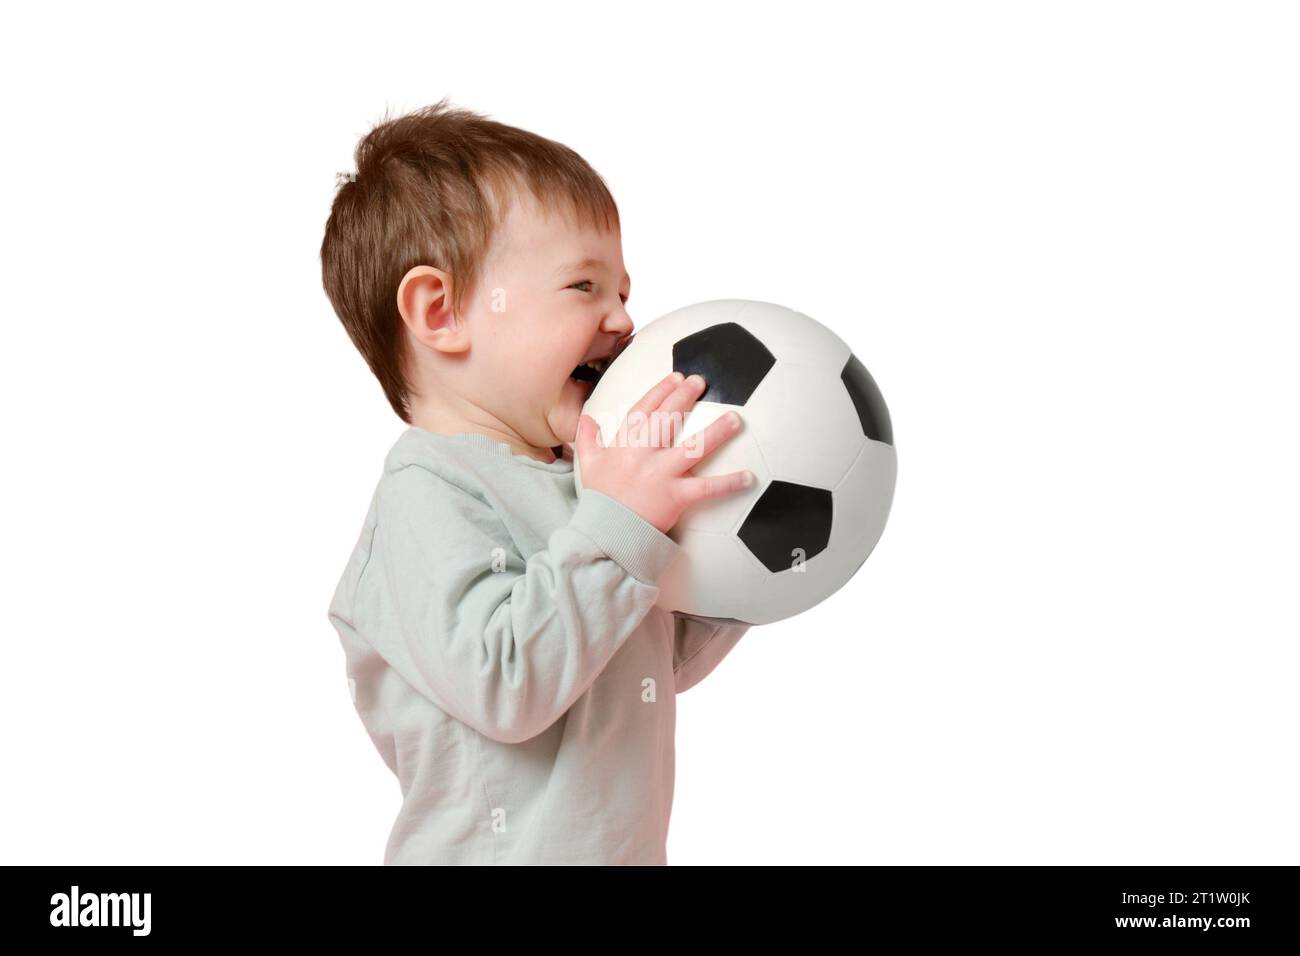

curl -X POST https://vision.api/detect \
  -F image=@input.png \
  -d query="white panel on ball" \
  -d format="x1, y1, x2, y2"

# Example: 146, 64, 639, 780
830, 439, 898, 570
743, 361, 866, 490
654, 528, 770, 620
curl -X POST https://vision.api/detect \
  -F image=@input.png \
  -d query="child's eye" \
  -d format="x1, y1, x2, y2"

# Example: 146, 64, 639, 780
569, 280, 594, 293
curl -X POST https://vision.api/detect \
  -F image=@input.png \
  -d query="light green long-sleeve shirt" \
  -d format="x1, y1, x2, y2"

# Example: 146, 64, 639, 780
328, 427, 750, 864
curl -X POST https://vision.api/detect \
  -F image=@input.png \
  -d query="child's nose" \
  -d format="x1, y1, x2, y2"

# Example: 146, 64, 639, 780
608, 311, 632, 332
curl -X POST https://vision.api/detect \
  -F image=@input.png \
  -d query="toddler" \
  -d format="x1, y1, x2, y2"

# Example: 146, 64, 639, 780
321, 100, 754, 864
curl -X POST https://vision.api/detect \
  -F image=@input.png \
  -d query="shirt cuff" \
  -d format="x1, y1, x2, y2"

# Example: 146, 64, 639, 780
569, 489, 681, 584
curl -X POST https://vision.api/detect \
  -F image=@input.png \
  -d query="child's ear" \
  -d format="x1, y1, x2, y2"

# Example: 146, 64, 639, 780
397, 265, 469, 353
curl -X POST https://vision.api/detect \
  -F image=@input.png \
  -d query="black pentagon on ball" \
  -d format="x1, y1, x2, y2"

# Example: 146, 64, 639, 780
672, 323, 775, 406
737, 480, 833, 573
840, 353, 893, 445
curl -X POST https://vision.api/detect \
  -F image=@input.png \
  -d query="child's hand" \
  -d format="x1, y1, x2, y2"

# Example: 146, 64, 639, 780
575, 372, 754, 535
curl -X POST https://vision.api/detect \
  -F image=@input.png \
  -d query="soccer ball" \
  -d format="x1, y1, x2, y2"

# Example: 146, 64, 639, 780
573, 299, 896, 626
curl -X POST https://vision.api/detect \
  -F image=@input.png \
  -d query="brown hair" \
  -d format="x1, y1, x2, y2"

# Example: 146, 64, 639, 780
320, 98, 621, 422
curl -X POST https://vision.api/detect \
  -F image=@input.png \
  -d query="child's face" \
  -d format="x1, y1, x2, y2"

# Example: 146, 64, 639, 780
465, 190, 634, 453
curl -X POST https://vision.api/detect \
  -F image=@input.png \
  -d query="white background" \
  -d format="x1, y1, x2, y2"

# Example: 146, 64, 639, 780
2, 1, 1296, 865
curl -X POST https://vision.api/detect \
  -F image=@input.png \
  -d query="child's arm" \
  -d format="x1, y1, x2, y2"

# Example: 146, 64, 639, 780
369, 463, 680, 744
671, 614, 751, 694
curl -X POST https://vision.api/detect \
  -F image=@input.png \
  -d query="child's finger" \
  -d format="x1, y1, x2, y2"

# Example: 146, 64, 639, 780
658, 374, 707, 421
653, 374, 708, 447
674, 469, 755, 506
673, 410, 742, 471
627, 372, 685, 422
575, 414, 602, 460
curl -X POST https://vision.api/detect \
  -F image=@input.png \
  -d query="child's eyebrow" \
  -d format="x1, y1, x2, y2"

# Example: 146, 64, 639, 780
554, 256, 631, 286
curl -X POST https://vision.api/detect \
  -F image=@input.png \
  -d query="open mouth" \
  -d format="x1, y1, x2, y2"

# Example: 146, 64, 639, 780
569, 355, 610, 386
568, 334, 632, 388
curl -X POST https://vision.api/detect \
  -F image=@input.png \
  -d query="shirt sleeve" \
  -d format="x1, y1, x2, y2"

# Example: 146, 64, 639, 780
671, 613, 751, 694
368, 464, 681, 744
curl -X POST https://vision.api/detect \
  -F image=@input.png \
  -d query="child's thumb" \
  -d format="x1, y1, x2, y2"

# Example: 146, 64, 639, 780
575, 414, 602, 456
